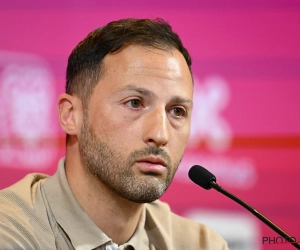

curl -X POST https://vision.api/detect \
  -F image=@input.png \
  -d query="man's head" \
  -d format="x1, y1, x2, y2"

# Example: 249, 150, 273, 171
58, 18, 193, 203
66, 18, 192, 110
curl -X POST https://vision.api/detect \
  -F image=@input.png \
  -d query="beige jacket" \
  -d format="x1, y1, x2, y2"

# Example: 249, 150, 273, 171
0, 158, 229, 250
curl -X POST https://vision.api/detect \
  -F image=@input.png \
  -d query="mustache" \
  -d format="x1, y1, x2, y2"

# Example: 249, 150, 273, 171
129, 146, 172, 166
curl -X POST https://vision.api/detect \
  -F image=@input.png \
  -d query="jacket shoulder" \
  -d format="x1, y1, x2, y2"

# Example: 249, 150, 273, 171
145, 200, 229, 250
0, 173, 54, 250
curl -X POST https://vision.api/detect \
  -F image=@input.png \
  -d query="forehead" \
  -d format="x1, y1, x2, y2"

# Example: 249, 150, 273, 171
94, 45, 193, 99
105, 45, 189, 72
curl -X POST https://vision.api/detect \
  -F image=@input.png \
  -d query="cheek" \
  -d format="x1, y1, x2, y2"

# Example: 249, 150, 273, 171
91, 113, 141, 150
171, 126, 191, 152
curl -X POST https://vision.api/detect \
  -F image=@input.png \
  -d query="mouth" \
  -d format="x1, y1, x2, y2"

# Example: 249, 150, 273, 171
136, 156, 167, 174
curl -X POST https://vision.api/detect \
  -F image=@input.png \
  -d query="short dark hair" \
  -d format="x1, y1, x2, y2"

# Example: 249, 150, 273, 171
66, 18, 192, 109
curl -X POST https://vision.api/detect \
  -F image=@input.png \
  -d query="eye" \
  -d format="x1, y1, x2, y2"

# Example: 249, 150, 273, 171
170, 107, 186, 117
126, 99, 142, 109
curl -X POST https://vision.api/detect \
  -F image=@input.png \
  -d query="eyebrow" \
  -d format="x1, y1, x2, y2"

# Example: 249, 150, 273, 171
116, 85, 193, 107
117, 85, 156, 98
170, 96, 193, 108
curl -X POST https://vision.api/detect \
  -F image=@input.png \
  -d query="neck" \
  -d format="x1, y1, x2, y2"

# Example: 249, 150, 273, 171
65, 145, 144, 245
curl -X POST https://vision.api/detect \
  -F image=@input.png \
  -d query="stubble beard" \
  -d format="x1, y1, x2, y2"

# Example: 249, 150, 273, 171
78, 120, 181, 203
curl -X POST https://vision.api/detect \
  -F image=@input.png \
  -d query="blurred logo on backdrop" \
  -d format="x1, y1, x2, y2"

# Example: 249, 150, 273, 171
0, 51, 58, 169
189, 76, 232, 152
176, 76, 257, 189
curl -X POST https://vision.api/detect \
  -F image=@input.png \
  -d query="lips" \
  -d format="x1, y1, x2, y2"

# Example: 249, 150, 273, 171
136, 156, 167, 174
137, 156, 167, 166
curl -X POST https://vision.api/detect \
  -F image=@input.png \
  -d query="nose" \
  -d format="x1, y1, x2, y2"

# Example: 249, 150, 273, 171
142, 107, 170, 148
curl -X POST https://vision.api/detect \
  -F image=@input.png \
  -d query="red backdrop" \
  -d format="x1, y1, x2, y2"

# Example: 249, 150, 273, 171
1, 1, 300, 249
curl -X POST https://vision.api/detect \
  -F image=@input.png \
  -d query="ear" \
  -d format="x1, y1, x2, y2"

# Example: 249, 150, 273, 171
57, 93, 83, 136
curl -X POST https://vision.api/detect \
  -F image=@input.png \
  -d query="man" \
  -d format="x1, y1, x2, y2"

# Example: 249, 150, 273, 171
0, 18, 229, 250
